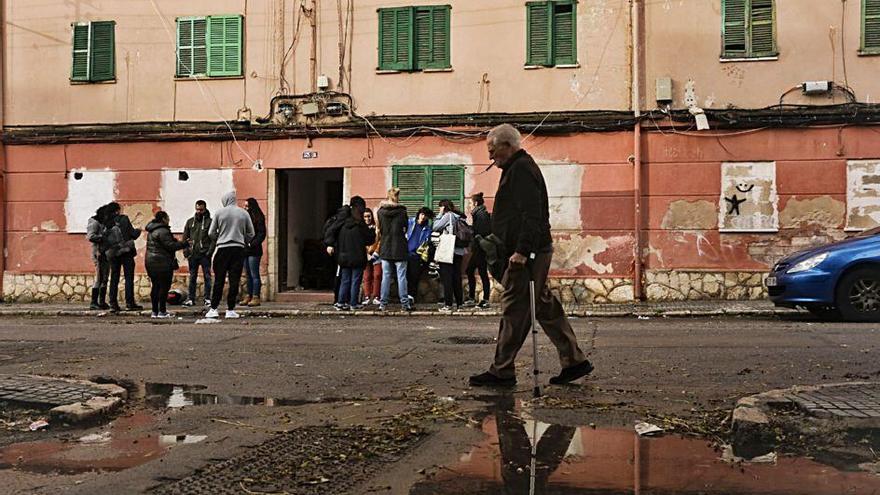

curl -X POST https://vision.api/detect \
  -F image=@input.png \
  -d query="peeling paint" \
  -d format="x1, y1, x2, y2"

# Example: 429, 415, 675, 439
661, 199, 717, 230
779, 196, 845, 229
551, 234, 613, 274
123, 203, 155, 231
846, 160, 880, 230
39, 220, 60, 232
536, 161, 583, 231
719, 162, 778, 232
65, 169, 116, 234
160, 169, 234, 232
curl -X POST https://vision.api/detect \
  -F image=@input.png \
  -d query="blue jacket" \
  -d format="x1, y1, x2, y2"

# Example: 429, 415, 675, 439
406, 217, 432, 254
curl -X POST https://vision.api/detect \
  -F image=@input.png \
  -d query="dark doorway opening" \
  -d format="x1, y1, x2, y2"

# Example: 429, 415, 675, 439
276, 169, 343, 293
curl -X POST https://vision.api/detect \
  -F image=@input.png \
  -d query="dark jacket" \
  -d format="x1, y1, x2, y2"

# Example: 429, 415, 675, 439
145, 221, 188, 271
323, 205, 352, 249
335, 217, 376, 268
377, 202, 409, 261
245, 214, 267, 257
105, 214, 141, 259
492, 149, 553, 257
471, 204, 492, 237
183, 212, 214, 259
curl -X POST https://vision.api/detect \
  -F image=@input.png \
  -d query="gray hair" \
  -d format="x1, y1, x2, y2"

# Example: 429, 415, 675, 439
487, 124, 522, 148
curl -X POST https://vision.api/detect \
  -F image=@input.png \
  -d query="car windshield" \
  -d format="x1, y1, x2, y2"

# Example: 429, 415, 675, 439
857, 226, 880, 237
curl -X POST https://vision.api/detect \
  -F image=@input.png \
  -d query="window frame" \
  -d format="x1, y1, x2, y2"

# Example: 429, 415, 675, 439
862, 0, 880, 55
721, 0, 778, 60
175, 14, 244, 78
525, 0, 578, 68
392, 165, 465, 215
70, 20, 116, 83
377, 5, 451, 72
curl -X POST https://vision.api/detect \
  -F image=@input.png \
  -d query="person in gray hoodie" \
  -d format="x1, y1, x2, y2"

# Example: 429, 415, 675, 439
206, 191, 255, 319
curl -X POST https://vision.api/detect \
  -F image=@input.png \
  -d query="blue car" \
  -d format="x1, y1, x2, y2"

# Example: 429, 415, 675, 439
767, 227, 880, 321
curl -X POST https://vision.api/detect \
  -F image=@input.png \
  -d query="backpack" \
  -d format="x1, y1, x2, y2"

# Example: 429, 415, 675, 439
103, 218, 135, 258
454, 217, 474, 248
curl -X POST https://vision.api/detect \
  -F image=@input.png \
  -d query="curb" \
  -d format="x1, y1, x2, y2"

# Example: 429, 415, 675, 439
0, 307, 801, 319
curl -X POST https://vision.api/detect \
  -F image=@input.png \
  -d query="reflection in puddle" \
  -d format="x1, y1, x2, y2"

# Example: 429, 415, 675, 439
145, 383, 309, 408
0, 412, 205, 474
411, 396, 880, 495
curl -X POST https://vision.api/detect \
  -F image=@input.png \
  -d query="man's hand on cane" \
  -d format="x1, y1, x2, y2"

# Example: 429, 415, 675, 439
509, 252, 527, 265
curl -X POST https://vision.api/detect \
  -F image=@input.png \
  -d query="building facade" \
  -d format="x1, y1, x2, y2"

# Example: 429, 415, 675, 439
2, 0, 880, 303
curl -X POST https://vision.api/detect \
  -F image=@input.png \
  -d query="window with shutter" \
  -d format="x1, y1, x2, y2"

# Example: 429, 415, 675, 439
863, 0, 880, 54
393, 165, 465, 216
722, 0, 776, 59
527, 1, 576, 67
177, 18, 208, 76
176, 15, 241, 78
378, 6, 449, 71
71, 21, 115, 83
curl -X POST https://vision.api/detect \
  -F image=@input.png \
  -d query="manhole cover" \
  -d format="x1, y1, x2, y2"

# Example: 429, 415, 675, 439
154, 425, 425, 495
434, 336, 496, 345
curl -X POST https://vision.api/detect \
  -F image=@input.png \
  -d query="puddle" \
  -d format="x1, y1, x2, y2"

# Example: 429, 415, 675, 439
0, 412, 206, 475
410, 396, 880, 495
145, 383, 311, 408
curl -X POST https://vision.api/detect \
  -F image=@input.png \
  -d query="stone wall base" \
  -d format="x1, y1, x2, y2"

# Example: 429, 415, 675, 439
2, 270, 768, 304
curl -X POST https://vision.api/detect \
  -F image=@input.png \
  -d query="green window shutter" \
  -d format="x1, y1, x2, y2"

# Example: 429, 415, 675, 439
89, 21, 115, 82
429, 166, 464, 214
71, 23, 90, 81
863, 0, 880, 53
552, 2, 576, 65
177, 18, 208, 76
527, 2, 552, 66
722, 0, 747, 57
207, 15, 242, 77
415, 6, 451, 70
393, 166, 428, 215
749, 0, 776, 56
378, 8, 414, 70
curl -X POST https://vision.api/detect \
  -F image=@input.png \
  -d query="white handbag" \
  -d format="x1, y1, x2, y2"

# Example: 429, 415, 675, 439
435, 233, 456, 264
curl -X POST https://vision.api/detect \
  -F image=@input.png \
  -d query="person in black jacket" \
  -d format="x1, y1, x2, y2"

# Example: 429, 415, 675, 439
465, 192, 492, 309
182, 200, 214, 307
243, 198, 268, 307
469, 124, 593, 388
323, 196, 367, 303
105, 202, 143, 312
330, 204, 376, 310
376, 188, 413, 312
144, 211, 190, 318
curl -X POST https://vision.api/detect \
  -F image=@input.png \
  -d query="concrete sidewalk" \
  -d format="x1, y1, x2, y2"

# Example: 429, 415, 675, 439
0, 299, 803, 318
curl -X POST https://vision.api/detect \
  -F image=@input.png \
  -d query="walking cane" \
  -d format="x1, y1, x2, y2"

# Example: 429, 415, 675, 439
528, 253, 542, 398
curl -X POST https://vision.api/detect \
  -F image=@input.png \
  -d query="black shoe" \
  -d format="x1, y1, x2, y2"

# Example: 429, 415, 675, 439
98, 288, 110, 310
109, 304, 121, 313
89, 288, 100, 310
126, 303, 144, 311
468, 372, 516, 387
549, 360, 594, 385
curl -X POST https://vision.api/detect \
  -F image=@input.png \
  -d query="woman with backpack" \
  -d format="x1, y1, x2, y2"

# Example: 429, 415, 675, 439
145, 211, 190, 318
433, 199, 467, 312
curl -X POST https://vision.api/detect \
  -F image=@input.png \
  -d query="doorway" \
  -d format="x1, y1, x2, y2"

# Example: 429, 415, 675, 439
276, 169, 344, 293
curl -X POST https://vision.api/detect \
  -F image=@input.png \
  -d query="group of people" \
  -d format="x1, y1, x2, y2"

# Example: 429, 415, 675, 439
323, 190, 493, 313
85, 193, 267, 319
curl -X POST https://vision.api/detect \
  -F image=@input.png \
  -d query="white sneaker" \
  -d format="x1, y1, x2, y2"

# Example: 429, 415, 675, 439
150, 313, 159, 319
372, 297, 381, 305
204, 299, 211, 306
157, 312, 173, 319
205, 308, 219, 319
225, 310, 240, 319
182, 299, 194, 307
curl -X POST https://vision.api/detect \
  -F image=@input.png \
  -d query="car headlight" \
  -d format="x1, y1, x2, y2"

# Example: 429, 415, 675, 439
787, 253, 829, 273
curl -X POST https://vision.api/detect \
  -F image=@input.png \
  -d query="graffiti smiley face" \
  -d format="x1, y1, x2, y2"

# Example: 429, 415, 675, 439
735, 182, 755, 194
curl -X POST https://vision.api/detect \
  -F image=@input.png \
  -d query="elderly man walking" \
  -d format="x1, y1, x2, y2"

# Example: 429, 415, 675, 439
469, 124, 594, 387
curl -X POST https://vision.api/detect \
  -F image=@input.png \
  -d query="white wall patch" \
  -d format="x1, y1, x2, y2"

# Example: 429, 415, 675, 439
719, 162, 778, 232
538, 162, 583, 231
65, 169, 117, 233
846, 160, 880, 231
160, 169, 235, 232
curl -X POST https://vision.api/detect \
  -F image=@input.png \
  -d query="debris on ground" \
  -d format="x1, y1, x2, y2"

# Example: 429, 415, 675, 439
28, 419, 49, 431
635, 421, 664, 436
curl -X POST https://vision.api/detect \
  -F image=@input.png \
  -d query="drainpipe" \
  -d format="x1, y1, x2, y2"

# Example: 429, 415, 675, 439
0, 0, 7, 299
630, 0, 644, 300
309, 0, 318, 93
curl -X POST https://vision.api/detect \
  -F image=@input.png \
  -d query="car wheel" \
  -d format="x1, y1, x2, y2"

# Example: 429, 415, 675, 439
805, 305, 841, 321
835, 267, 880, 322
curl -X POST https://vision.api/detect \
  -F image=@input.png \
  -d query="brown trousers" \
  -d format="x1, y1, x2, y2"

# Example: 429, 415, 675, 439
489, 251, 586, 379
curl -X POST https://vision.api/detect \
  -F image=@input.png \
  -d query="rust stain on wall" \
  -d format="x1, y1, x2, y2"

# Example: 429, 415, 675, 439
661, 199, 716, 230
779, 196, 845, 229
